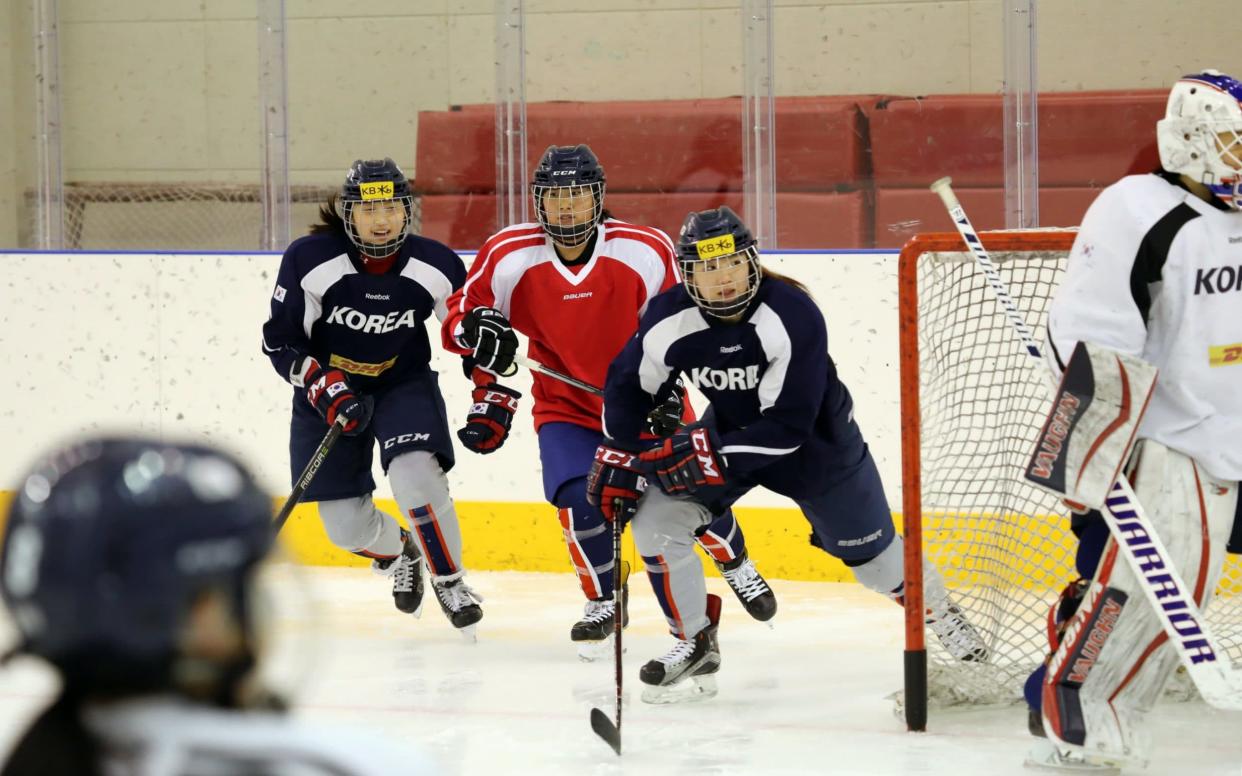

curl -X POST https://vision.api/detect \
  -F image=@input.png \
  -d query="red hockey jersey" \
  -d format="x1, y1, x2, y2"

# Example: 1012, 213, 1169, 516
442, 219, 680, 432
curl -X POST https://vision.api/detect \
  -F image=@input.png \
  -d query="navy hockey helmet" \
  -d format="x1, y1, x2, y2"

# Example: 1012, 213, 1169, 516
0, 437, 275, 691
676, 206, 761, 319
531, 144, 606, 247
340, 158, 414, 259
1157, 70, 1242, 209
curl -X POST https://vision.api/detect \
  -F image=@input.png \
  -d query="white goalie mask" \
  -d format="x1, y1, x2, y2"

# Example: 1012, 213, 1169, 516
1156, 70, 1242, 209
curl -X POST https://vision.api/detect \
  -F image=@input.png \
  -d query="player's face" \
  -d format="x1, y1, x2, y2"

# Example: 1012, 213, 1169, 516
687, 252, 752, 304
540, 186, 597, 227
351, 200, 407, 244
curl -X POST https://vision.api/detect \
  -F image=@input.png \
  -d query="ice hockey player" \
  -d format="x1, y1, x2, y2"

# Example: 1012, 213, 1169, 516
0, 435, 437, 775
1023, 69, 1242, 771
587, 206, 987, 703
262, 158, 482, 637
441, 144, 777, 661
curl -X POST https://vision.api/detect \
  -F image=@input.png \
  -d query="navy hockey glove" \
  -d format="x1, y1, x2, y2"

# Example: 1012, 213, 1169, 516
645, 377, 686, 438
460, 307, 518, 377
586, 443, 647, 526
457, 368, 522, 454
303, 360, 372, 436
639, 424, 727, 497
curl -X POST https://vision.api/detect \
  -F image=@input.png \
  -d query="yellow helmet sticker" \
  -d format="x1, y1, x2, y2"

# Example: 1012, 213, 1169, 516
359, 181, 395, 201
695, 234, 735, 259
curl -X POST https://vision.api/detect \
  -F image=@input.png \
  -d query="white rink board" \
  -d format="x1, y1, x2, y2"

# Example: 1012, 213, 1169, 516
0, 251, 900, 509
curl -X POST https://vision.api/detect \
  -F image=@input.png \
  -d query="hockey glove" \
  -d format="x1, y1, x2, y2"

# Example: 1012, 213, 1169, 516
586, 443, 647, 526
459, 307, 518, 377
302, 360, 372, 436
639, 423, 727, 497
457, 368, 522, 454
645, 377, 686, 437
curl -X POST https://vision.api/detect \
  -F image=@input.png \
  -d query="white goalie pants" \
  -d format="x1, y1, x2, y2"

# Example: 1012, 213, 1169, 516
1041, 440, 1237, 764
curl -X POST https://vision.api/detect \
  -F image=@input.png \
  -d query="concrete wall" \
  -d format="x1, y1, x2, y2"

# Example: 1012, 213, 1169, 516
0, 1, 1224, 247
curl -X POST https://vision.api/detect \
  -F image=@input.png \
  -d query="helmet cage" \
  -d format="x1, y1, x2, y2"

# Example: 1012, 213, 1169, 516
341, 195, 413, 259
680, 244, 762, 319
531, 181, 606, 247
1156, 71, 1242, 209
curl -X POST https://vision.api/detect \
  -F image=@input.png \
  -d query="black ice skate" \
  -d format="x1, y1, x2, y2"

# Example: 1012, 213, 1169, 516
571, 562, 630, 661
716, 551, 776, 622
432, 571, 484, 641
639, 593, 722, 704
371, 529, 425, 617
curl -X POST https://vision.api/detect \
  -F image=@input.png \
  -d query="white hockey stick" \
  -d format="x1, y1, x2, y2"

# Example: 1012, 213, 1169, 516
929, 176, 1242, 711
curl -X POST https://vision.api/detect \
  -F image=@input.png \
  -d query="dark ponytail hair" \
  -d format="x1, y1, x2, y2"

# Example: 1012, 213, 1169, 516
309, 195, 346, 235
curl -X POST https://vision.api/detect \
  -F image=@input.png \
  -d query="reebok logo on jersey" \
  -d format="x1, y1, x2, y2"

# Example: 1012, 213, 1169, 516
563, 292, 594, 301
1193, 265, 1242, 295
687, 365, 760, 391
719, 344, 743, 354
365, 293, 391, 301
326, 305, 418, 334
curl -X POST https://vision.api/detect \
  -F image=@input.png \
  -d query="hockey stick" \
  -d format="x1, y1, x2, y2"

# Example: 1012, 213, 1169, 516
273, 414, 347, 533
930, 176, 1242, 711
514, 354, 603, 397
589, 507, 625, 755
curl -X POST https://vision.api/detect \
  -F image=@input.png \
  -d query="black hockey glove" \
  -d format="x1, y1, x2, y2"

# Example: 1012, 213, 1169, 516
302, 359, 373, 436
639, 423, 727, 497
645, 377, 686, 437
586, 442, 647, 526
459, 307, 518, 377
457, 368, 522, 454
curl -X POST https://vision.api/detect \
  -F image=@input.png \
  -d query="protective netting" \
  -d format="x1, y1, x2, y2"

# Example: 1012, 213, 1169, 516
902, 231, 1242, 706
28, 183, 422, 251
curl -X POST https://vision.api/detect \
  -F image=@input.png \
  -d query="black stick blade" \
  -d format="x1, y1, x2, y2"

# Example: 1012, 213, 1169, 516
589, 707, 621, 755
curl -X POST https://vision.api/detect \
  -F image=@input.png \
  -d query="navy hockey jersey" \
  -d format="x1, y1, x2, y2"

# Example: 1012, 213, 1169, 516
261, 230, 466, 392
602, 277, 865, 499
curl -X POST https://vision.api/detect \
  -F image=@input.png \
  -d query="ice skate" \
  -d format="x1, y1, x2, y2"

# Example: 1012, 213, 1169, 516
1024, 739, 1121, 774
640, 594, 721, 704
716, 551, 776, 622
571, 562, 629, 661
371, 529, 424, 617
925, 597, 989, 662
432, 571, 483, 641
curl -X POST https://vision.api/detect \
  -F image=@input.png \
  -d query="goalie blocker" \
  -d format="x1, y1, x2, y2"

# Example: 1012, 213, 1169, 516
1024, 341, 1156, 511
1022, 342, 1239, 766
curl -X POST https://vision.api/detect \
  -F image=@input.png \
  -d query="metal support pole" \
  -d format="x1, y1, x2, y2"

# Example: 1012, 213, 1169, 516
741, 0, 777, 248
1002, 0, 1039, 229
495, 0, 528, 230
258, 0, 291, 250
33, 0, 64, 249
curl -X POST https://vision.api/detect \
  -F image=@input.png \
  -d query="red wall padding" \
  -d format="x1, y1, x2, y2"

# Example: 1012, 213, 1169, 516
867, 90, 1166, 187
415, 97, 868, 195
415, 90, 1169, 248
420, 191, 866, 251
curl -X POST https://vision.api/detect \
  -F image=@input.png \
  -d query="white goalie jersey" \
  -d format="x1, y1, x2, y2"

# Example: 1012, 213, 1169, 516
1045, 171, 1242, 482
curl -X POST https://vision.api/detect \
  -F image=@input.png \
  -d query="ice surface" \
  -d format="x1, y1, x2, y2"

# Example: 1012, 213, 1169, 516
0, 567, 1237, 775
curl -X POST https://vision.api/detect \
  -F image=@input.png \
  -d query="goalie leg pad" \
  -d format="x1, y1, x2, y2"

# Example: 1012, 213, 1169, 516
1041, 441, 1236, 764
631, 488, 712, 638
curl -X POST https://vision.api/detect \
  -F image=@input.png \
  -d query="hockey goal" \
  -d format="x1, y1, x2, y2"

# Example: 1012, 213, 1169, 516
898, 230, 1242, 728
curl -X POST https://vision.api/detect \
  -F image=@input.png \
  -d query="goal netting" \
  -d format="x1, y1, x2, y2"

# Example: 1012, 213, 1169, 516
899, 230, 1242, 709
27, 182, 422, 251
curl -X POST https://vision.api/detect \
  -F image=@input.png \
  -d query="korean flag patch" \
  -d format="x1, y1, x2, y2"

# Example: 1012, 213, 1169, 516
273, 284, 287, 302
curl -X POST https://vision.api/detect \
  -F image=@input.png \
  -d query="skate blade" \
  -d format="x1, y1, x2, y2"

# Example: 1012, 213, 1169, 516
576, 634, 626, 662
1023, 740, 1120, 774
641, 674, 718, 705
457, 624, 478, 643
